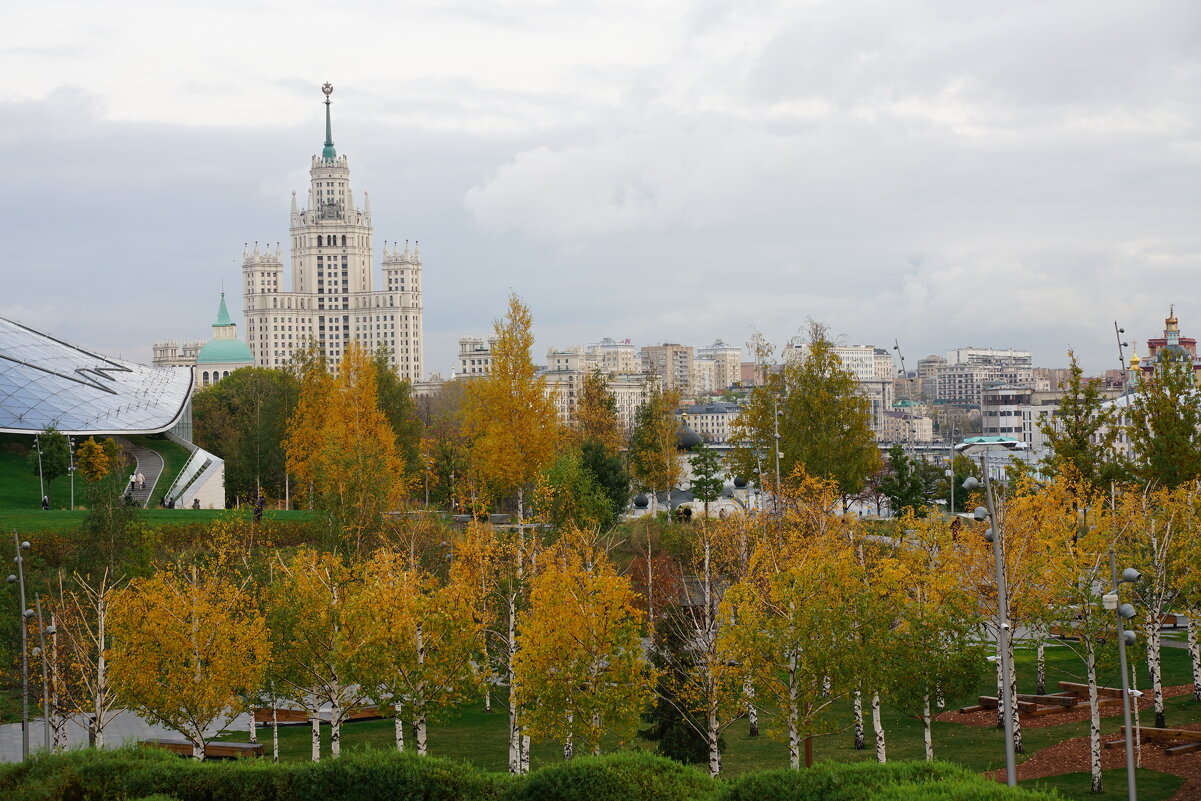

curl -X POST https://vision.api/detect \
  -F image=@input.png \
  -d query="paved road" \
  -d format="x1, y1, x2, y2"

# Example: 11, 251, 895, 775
0, 710, 253, 762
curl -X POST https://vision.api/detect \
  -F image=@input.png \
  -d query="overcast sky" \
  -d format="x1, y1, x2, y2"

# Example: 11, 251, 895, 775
3, 0, 1200, 377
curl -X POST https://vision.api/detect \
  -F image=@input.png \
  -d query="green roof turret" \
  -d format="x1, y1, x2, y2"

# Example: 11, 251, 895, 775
214, 293, 233, 327
321, 82, 336, 161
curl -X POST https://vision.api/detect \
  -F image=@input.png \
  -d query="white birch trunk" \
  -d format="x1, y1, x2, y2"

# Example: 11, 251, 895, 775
1147, 621, 1165, 727
94, 600, 106, 749
707, 707, 721, 777
922, 694, 933, 761
248, 710, 258, 743
853, 689, 865, 749
331, 706, 342, 757
416, 621, 427, 755
646, 531, 654, 628
1087, 643, 1103, 794
872, 691, 885, 763
995, 641, 1005, 729
193, 740, 205, 761
272, 706, 279, 763
787, 659, 799, 770
310, 713, 321, 762
416, 712, 427, 755
744, 678, 759, 737
521, 733, 531, 774
591, 710, 601, 757
508, 595, 520, 773
1036, 639, 1046, 695
394, 702, 405, 752
1006, 635, 1023, 753
1188, 612, 1201, 703
564, 712, 573, 759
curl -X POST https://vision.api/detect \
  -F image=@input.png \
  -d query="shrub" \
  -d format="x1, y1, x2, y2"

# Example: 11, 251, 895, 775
718, 761, 1061, 801
513, 752, 714, 801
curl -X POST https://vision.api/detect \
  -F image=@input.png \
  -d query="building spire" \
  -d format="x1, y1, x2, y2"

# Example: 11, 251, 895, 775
321, 82, 337, 161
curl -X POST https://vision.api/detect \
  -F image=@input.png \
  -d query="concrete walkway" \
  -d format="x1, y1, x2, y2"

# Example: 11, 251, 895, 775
111, 436, 165, 509
0, 710, 253, 762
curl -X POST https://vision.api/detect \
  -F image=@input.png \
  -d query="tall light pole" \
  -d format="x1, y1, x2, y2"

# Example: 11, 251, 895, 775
1103, 556, 1141, 801
7, 531, 33, 760
772, 397, 782, 516
33, 434, 44, 502
959, 436, 1029, 788
34, 593, 51, 752
68, 436, 76, 510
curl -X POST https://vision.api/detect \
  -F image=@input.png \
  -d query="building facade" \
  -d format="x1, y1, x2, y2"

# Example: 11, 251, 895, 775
242, 84, 423, 380
458, 336, 498, 377
640, 343, 695, 398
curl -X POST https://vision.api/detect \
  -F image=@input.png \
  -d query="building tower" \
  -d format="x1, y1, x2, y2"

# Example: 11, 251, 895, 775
242, 83, 424, 380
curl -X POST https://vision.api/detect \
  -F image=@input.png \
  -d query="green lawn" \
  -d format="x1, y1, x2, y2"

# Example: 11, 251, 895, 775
1022, 769, 1183, 801
0, 507, 311, 534
214, 645, 1201, 801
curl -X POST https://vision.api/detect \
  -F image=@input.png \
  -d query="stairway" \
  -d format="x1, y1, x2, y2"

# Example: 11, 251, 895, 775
111, 436, 166, 508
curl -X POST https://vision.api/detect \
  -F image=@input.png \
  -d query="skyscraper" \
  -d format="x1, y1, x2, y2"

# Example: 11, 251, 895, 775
242, 83, 424, 380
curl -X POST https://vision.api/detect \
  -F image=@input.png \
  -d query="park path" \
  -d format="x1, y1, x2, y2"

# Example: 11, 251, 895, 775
111, 436, 165, 508
0, 710, 253, 762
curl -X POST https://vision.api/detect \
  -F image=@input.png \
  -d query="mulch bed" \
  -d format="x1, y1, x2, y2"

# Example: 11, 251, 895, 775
940, 685, 1201, 800
938, 684, 1196, 729
989, 723, 1201, 800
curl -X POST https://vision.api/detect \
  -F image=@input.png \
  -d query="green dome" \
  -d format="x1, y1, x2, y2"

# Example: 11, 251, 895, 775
196, 338, 253, 365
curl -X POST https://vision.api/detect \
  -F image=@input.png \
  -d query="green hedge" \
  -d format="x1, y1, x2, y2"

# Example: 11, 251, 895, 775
0, 748, 1061, 801
516, 751, 713, 801
718, 761, 1062, 801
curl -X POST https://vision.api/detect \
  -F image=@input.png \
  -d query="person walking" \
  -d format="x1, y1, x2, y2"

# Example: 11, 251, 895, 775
136, 472, 145, 490
41, 495, 50, 511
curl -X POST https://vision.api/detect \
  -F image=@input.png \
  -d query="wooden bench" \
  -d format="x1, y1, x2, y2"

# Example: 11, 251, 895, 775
253, 707, 310, 724
140, 738, 264, 759
252, 706, 383, 725
1105, 727, 1201, 756
1058, 681, 1125, 699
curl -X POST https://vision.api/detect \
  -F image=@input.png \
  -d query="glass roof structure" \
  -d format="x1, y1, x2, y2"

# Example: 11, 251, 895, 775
0, 316, 193, 435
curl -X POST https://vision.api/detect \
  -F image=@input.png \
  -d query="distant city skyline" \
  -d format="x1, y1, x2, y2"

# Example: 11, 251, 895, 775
4, 1, 1200, 376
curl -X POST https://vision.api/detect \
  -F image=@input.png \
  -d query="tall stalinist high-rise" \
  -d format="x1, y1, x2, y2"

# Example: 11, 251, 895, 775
242, 83, 424, 381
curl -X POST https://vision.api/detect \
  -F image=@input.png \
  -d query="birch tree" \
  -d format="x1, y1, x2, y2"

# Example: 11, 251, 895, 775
463, 293, 560, 548
284, 342, 406, 553
1177, 494, 1201, 703
1039, 479, 1125, 795
1119, 486, 1190, 728
266, 548, 369, 760
108, 564, 268, 760
725, 519, 859, 769
883, 514, 986, 762
629, 387, 683, 516
947, 475, 1059, 756
514, 542, 652, 757
50, 570, 126, 748
352, 549, 481, 755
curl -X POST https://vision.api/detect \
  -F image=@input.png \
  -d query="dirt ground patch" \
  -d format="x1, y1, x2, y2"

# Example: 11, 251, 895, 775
988, 722, 1201, 801
939, 684, 1195, 729
942, 684, 1201, 800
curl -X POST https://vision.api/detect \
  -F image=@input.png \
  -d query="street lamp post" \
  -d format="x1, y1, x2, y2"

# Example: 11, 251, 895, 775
68, 436, 76, 510
958, 437, 1029, 788
34, 435, 44, 502
772, 397, 782, 516
1104, 555, 1141, 801
7, 531, 33, 760
34, 593, 51, 752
